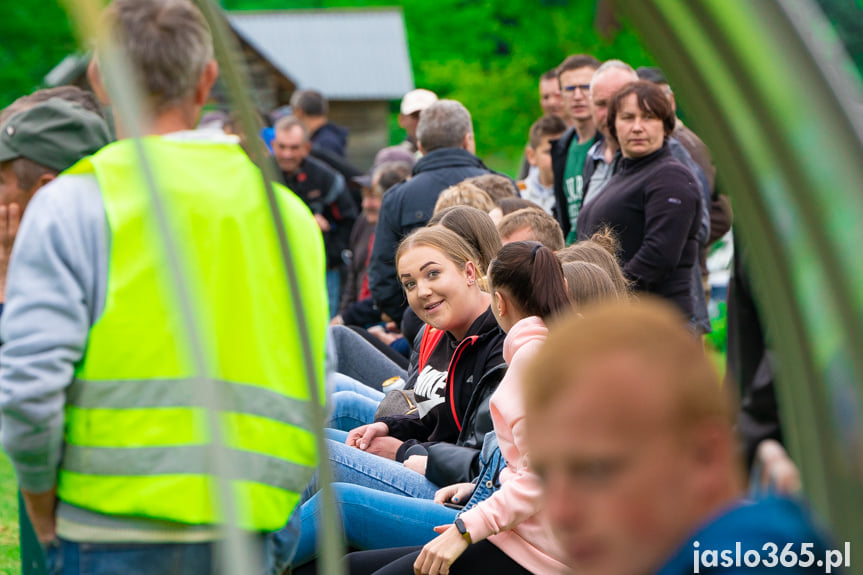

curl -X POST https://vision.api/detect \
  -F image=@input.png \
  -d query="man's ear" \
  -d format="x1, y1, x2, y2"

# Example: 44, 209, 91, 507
417, 140, 426, 155
685, 420, 736, 490
462, 131, 476, 155
32, 173, 57, 194
194, 60, 219, 107
525, 145, 537, 167
87, 59, 110, 106
19, 173, 57, 212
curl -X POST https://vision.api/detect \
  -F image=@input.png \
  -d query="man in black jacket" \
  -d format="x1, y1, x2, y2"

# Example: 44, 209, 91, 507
367, 100, 495, 324
272, 115, 357, 317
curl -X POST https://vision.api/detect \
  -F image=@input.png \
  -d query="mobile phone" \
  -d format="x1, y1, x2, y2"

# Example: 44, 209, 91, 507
443, 502, 465, 510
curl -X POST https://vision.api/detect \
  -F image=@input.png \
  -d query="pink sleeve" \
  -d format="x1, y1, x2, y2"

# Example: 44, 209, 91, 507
458, 341, 543, 541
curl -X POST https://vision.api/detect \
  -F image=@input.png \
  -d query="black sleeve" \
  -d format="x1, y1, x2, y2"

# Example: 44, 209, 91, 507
324, 174, 357, 266
340, 297, 382, 328
377, 407, 437, 443
623, 167, 700, 289
425, 443, 481, 485
368, 189, 408, 322
727, 232, 782, 470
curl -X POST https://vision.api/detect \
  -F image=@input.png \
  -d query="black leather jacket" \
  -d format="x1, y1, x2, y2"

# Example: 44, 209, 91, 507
425, 362, 507, 485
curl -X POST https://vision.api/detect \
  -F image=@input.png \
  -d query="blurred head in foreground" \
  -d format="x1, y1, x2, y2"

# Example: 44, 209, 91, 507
525, 298, 742, 575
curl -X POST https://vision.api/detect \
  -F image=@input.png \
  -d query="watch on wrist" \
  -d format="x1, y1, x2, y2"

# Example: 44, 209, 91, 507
454, 517, 472, 544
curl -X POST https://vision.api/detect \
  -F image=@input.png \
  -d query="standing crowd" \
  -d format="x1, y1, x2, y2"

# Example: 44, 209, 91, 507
0, 1, 841, 575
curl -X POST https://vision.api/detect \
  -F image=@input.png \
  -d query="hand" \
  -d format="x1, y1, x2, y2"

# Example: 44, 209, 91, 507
346, 422, 389, 451
21, 487, 57, 544
403, 454, 428, 475
0, 203, 22, 302
434, 483, 475, 505
314, 213, 331, 232
413, 524, 469, 575
368, 325, 402, 346
329, 315, 345, 326
755, 439, 801, 495
364, 436, 404, 460
385, 321, 399, 332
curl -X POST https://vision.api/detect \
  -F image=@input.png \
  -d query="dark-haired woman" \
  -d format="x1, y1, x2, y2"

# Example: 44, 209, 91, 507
576, 80, 702, 318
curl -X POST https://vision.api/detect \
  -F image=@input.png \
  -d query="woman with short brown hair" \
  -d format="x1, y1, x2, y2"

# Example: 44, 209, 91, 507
576, 80, 702, 319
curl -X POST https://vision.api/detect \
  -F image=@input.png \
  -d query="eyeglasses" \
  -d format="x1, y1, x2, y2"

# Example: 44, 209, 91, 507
562, 84, 590, 95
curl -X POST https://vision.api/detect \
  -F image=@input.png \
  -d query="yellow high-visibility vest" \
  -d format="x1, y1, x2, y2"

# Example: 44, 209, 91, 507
58, 137, 327, 531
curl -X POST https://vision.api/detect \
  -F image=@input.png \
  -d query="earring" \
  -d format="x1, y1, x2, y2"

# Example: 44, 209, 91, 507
497, 306, 503, 315
468, 279, 475, 286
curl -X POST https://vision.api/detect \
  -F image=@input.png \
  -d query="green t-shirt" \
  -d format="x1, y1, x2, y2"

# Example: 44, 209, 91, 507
562, 136, 595, 244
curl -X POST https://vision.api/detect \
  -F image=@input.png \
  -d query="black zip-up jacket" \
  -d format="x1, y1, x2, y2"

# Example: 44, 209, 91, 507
577, 144, 702, 317
311, 122, 349, 158
368, 148, 494, 322
280, 156, 358, 270
550, 127, 600, 239
377, 308, 506, 482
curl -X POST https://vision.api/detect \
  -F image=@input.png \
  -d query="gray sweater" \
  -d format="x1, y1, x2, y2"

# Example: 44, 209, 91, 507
1, 173, 107, 493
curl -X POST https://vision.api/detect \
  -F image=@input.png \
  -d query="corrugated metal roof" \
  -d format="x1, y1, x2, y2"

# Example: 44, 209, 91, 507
228, 9, 414, 101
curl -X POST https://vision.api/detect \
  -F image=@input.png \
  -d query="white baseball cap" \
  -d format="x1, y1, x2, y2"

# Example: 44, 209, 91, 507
400, 89, 438, 115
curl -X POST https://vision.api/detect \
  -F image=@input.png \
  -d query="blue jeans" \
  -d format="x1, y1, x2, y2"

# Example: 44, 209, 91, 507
43, 538, 263, 575
265, 509, 301, 575
333, 373, 387, 401
328, 377, 383, 432
292, 483, 457, 567
304, 439, 440, 502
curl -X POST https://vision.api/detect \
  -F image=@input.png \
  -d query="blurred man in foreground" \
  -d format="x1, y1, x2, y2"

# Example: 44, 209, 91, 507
525, 299, 835, 575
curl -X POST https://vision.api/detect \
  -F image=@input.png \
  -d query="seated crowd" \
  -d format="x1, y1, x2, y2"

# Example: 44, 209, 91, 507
0, 2, 836, 575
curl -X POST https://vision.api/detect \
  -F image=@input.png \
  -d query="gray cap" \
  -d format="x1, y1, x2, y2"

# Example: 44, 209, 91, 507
0, 98, 112, 171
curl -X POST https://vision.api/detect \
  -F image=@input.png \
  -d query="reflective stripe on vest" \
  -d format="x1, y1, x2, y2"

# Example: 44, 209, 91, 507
58, 137, 328, 531
67, 377, 312, 429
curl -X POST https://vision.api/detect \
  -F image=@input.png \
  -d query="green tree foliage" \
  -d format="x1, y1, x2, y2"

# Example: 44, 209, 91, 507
0, 2, 79, 108
397, 0, 655, 169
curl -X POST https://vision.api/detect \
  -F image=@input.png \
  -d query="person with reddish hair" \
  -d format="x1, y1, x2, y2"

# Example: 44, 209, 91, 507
577, 80, 702, 319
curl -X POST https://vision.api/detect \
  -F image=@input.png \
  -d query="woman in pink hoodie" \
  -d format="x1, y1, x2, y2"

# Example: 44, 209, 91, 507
348, 241, 574, 575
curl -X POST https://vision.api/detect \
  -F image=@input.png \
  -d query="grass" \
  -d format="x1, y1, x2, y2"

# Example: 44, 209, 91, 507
0, 453, 20, 575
